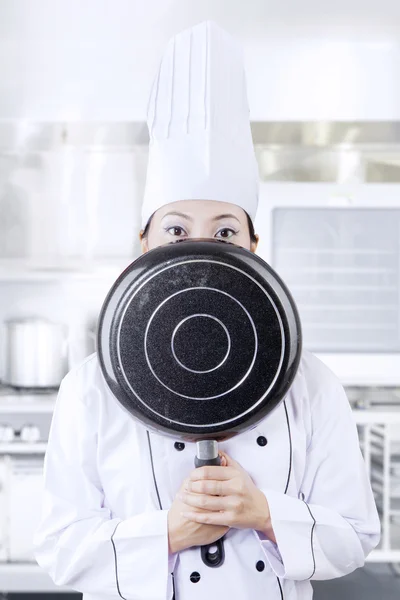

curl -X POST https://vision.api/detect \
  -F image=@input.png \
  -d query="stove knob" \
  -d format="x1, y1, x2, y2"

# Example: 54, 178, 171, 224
20, 425, 41, 443
0, 424, 15, 443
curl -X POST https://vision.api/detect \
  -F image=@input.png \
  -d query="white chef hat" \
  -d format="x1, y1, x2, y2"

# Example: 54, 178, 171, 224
141, 20, 259, 230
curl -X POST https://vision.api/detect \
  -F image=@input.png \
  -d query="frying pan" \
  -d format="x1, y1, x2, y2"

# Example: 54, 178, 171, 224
97, 238, 302, 568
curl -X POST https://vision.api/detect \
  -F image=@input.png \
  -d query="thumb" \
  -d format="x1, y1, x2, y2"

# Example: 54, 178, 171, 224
219, 450, 243, 470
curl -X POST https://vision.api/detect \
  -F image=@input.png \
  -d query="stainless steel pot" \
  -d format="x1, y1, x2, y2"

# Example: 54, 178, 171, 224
4, 319, 69, 388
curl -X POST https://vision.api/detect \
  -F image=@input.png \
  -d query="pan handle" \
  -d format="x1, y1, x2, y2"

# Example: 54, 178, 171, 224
195, 441, 225, 568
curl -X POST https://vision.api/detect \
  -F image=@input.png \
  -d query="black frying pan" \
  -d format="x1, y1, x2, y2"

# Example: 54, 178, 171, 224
97, 239, 302, 567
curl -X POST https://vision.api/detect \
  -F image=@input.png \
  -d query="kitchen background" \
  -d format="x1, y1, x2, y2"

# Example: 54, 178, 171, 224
1, 0, 400, 598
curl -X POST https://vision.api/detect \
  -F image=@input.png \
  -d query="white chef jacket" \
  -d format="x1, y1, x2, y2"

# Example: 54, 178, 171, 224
34, 349, 380, 600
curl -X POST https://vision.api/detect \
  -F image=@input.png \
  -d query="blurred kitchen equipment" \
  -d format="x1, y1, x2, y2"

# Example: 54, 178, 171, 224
20, 424, 41, 443
67, 322, 97, 369
0, 457, 8, 561
6, 456, 43, 562
0, 183, 30, 259
0, 424, 14, 443
4, 318, 68, 388
0, 455, 44, 563
256, 182, 400, 386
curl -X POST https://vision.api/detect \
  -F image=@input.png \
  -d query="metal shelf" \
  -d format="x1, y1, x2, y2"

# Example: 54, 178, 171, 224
0, 387, 57, 414
0, 443, 47, 454
0, 399, 56, 414
353, 409, 400, 425
0, 563, 71, 593
367, 550, 400, 562
0, 258, 131, 282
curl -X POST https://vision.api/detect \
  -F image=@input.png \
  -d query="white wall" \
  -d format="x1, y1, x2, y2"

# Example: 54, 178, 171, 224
1, 0, 400, 120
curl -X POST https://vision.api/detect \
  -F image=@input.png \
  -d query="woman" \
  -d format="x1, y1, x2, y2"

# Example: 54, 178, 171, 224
35, 22, 380, 600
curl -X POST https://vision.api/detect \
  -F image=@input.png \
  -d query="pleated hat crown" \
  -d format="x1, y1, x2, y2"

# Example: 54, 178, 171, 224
141, 21, 259, 229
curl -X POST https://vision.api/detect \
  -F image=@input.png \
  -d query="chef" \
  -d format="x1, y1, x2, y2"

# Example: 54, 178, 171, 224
34, 21, 380, 600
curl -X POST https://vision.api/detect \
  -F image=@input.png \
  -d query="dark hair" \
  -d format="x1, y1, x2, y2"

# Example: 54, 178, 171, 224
141, 215, 152, 240
246, 212, 258, 245
141, 210, 257, 244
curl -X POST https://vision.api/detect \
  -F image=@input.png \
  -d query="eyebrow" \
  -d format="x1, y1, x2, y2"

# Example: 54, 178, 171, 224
162, 211, 193, 221
162, 211, 240, 223
211, 213, 240, 223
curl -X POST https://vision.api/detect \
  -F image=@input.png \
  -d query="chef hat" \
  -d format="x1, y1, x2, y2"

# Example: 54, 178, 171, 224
141, 20, 259, 230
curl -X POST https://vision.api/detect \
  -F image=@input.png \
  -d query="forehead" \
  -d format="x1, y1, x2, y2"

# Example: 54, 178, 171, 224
155, 200, 247, 221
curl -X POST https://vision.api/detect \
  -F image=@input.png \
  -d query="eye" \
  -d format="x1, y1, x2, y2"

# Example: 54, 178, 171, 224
216, 228, 237, 240
166, 226, 187, 237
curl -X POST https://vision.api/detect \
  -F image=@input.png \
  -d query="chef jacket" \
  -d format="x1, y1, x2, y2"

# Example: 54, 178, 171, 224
34, 349, 380, 600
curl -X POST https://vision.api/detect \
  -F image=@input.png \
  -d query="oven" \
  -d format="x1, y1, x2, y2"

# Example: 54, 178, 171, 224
255, 182, 400, 386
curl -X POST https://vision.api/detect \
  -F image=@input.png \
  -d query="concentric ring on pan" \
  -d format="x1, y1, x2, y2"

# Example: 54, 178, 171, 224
143, 286, 259, 400
170, 313, 231, 374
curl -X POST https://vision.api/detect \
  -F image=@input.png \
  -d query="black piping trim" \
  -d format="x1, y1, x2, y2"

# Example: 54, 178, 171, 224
283, 401, 292, 494
111, 521, 127, 600
274, 399, 293, 600
147, 431, 176, 598
302, 500, 317, 579
146, 430, 163, 510
276, 576, 284, 600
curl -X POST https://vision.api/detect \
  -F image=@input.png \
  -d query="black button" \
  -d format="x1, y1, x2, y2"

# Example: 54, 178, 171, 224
190, 571, 201, 583
174, 442, 185, 451
256, 560, 265, 572
257, 436, 268, 447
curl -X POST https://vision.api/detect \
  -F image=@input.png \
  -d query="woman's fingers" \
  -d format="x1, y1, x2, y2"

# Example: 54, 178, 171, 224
181, 509, 234, 526
186, 478, 241, 496
218, 450, 244, 471
180, 491, 239, 511
189, 465, 236, 482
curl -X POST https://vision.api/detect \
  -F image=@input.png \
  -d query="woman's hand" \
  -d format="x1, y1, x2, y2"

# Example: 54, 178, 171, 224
179, 451, 276, 543
168, 479, 229, 554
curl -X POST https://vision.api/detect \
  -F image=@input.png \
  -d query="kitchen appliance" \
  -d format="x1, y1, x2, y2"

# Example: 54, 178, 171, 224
0, 393, 53, 566
0, 455, 43, 562
8, 457, 43, 562
0, 424, 15, 443
20, 424, 41, 443
0, 403, 51, 446
97, 239, 302, 568
4, 318, 68, 388
0, 458, 8, 561
255, 182, 400, 386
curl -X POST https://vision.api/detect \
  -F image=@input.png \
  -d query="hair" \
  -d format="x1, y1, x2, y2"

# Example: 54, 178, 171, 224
141, 210, 257, 244
246, 213, 258, 245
